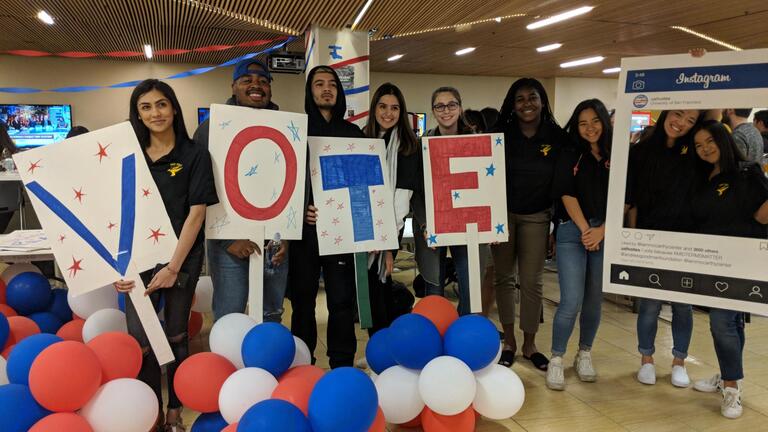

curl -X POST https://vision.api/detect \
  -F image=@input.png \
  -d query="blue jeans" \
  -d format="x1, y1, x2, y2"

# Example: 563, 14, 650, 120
551, 220, 603, 357
208, 239, 289, 322
637, 299, 692, 359
424, 245, 471, 316
709, 308, 745, 381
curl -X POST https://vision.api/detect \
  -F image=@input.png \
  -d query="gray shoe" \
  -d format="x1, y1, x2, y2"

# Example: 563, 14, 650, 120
546, 356, 565, 390
574, 350, 597, 382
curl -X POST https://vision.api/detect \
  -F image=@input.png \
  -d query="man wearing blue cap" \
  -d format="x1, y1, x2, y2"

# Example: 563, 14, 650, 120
193, 58, 290, 322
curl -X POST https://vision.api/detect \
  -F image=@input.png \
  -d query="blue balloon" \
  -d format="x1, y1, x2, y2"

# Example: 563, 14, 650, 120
191, 412, 229, 432
7, 333, 63, 385
6, 272, 52, 316
27, 312, 64, 334
241, 323, 295, 377
0, 313, 8, 349
46, 289, 72, 323
308, 368, 378, 432
365, 328, 397, 374
0, 384, 52, 431
238, 399, 311, 432
444, 314, 500, 370
386, 313, 442, 369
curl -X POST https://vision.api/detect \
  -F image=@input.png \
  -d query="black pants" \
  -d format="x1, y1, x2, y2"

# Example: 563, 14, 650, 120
367, 249, 401, 337
126, 245, 204, 410
289, 224, 357, 368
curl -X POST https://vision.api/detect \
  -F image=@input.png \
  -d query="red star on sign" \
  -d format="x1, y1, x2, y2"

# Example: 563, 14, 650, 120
147, 228, 166, 244
68, 257, 83, 277
107, 221, 117, 231
325, 197, 335, 206
28, 160, 42, 174
58, 234, 66, 243
142, 188, 151, 197
95, 142, 110, 162
376, 219, 383, 227
347, 143, 356, 151
321, 230, 328, 237
73, 187, 86, 203
337, 202, 345, 210
332, 217, 340, 225
381, 234, 388, 242
334, 235, 343, 245
369, 144, 376, 151
323, 145, 331, 152
377, 199, 385, 207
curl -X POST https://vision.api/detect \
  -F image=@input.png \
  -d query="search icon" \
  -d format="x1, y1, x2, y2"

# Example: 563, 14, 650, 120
649, 273, 661, 287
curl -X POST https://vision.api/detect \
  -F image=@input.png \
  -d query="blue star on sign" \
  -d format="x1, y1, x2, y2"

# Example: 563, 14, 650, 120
495, 137, 503, 146
495, 223, 505, 234
244, 164, 258, 176
453, 191, 460, 200
485, 163, 496, 176
423, 145, 428, 151
428, 234, 438, 245
287, 121, 301, 141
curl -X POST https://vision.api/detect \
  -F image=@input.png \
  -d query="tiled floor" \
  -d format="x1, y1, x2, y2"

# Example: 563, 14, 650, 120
185, 259, 768, 431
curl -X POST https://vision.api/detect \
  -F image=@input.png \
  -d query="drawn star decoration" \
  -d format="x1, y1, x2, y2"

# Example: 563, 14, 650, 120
287, 121, 301, 141
428, 234, 438, 245
334, 235, 343, 245
73, 187, 86, 203
68, 257, 84, 277
485, 163, 496, 176
95, 142, 110, 162
142, 188, 151, 197
495, 223, 505, 234
107, 221, 117, 231
147, 228, 166, 244
28, 160, 42, 174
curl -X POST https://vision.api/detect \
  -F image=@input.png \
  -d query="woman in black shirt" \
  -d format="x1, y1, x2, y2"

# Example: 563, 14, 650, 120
114, 79, 218, 431
547, 99, 612, 390
690, 120, 768, 419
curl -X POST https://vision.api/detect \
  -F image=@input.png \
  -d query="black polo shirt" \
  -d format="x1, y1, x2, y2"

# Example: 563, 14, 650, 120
504, 121, 568, 214
691, 164, 768, 239
626, 137, 697, 232
552, 145, 610, 223
143, 139, 219, 248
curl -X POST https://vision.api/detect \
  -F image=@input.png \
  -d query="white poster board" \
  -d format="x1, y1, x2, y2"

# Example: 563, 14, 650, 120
13, 122, 177, 363
604, 49, 768, 315
308, 136, 399, 255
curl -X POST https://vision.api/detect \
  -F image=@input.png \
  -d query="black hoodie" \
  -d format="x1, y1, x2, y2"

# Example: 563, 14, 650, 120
303, 66, 365, 213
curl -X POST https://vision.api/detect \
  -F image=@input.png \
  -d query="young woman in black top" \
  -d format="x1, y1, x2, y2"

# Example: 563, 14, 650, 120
114, 79, 218, 432
493, 78, 569, 370
547, 99, 612, 390
690, 121, 768, 418
626, 109, 703, 388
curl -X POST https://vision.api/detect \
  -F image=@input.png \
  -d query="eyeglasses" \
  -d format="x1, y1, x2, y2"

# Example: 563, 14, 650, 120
432, 102, 460, 112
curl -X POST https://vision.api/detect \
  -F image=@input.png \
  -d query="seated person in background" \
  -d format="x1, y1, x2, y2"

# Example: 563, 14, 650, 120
66, 125, 89, 138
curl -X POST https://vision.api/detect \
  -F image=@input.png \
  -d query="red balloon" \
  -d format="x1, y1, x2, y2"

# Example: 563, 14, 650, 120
5, 315, 40, 349
0, 278, 6, 304
188, 311, 203, 338
29, 340, 103, 412
271, 365, 325, 415
173, 352, 236, 413
398, 408, 425, 428
368, 407, 386, 432
421, 406, 476, 432
0, 303, 17, 317
413, 295, 459, 336
30, 412, 94, 431
222, 423, 238, 431
86, 332, 142, 383
2, 344, 14, 358
56, 318, 85, 342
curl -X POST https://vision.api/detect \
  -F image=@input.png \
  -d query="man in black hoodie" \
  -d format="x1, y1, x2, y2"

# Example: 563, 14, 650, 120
289, 65, 364, 368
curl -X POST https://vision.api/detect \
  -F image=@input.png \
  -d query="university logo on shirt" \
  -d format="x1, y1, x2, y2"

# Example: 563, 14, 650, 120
716, 183, 729, 197
168, 162, 183, 177
680, 145, 688, 155
540, 144, 552, 157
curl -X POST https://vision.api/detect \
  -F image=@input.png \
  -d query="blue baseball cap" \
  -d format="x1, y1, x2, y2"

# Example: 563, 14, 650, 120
233, 59, 272, 82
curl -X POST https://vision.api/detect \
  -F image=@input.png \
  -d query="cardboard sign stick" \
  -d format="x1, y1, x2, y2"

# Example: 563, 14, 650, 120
128, 276, 174, 365
354, 252, 373, 329
466, 223, 482, 314
248, 227, 266, 323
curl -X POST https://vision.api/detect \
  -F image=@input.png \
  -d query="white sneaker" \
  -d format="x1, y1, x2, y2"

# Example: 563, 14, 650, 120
574, 350, 597, 382
671, 365, 690, 388
694, 374, 722, 393
546, 356, 565, 390
354, 357, 369, 369
637, 363, 656, 385
721, 386, 743, 419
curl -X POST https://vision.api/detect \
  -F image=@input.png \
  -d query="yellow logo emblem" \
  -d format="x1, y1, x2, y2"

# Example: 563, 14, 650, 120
716, 183, 729, 197
540, 144, 552, 156
680, 145, 688, 155
168, 163, 183, 177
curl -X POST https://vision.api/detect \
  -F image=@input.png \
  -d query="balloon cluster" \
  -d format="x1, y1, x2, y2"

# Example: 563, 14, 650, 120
366, 296, 525, 431
183, 313, 383, 432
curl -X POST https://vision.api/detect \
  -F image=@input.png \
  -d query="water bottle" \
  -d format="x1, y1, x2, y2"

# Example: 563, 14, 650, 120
265, 232, 282, 273
1, 148, 14, 172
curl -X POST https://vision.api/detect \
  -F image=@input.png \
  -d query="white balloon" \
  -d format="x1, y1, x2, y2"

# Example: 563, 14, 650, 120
209, 313, 257, 369
374, 366, 424, 424
219, 367, 278, 424
191, 276, 214, 313
0, 263, 42, 284
82, 308, 127, 343
0, 356, 8, 385
473, 364, 525, 419
290, 336, 312, 368
418, 356, 476, 416
80, 378, 159, 432
68, 285, 119, 319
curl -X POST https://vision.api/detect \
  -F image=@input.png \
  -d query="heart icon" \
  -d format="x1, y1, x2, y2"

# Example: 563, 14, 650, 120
621, 231, 630, 238
715, 282, 729, 292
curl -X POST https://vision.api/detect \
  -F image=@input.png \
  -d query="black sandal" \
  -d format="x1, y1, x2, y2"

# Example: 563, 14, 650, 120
523, 352, 549, 371
498, 349, 515, 367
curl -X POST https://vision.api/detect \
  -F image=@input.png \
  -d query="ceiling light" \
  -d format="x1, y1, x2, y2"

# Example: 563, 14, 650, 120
670, 26, 742, 51
351, 0, 374, 30
37, 10, 54, 25
387, 54, 404, 62
144, 44, 153, 59
536, 43, 562, 52
560, 56, 604, 68
527, 6, 593, 30
603, 67, 621, 74
495, 17, 502, 23
455, 47, 476, 56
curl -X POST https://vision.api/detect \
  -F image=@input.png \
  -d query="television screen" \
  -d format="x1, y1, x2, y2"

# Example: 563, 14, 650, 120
0, 104, 72, 148
630, 110, 652, 132
198, 107, 210, 125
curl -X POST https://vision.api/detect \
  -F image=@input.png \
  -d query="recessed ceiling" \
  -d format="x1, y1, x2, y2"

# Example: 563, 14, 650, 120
1, 0, 766, 78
